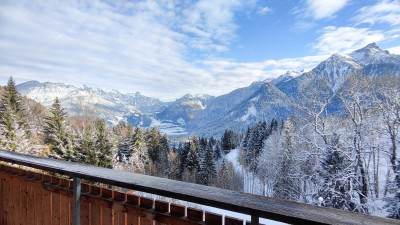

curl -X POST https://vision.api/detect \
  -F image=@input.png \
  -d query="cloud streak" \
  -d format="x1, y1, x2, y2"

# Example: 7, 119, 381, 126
353, 0, 400, 26
295, 0, 349, 20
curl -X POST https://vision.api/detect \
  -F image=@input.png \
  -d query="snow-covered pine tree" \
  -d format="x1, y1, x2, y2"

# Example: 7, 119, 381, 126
129, 127, 149, 174
94, 119, 112, 168
0, 77, 31, 153
199, 141, 216, 186
183, 138, 200, 183
77, 129, 97, 165
43, 97, 74, 160
146, 127, 162, 164
317, 134, 357, 211
160, 134, 170, 177
221, 129, 239, 154
213, 141, 222, 160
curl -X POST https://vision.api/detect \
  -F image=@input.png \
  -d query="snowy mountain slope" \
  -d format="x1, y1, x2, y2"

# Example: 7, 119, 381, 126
15, 43, 400, 137
187, 43, 400, 136
190, 82, 292, 136
350, 42, 400, 66
187, 81, 265, 132
157, 94, 214, 126
17, 81, 168, 125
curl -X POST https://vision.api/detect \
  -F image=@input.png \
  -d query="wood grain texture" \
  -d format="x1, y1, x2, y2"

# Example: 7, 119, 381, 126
1, 151, 400, 225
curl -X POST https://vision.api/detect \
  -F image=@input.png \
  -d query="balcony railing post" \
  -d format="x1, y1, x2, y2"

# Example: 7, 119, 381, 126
251, 213, 259, 225
73, 177, 81, 225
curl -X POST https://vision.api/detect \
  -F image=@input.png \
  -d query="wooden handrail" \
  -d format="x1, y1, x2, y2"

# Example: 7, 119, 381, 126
0, 150, 398, 225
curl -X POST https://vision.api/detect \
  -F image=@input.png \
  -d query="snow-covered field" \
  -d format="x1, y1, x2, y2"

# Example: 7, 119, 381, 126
148, 117, 188, 136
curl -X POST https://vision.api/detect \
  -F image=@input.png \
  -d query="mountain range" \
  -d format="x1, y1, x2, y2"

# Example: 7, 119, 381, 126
16, 43, 400, 137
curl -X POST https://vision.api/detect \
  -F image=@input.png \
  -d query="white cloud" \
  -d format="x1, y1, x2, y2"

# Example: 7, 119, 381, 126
298, 0, 349, 19
257, 6, 272, 15
312, 26, 386, 54
388, 46, 400, 54
353, 0, 400, 26
0, 0, 256, 101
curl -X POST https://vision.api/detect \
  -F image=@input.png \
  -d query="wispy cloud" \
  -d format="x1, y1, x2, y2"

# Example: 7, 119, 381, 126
257, 6, 272, 15
312, 26, 386, 54
353, 0, 400, 26
0, 0, 257, 100
295, 0, 349, 20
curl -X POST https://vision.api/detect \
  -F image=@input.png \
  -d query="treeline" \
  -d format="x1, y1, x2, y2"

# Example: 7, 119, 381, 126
1, 75, 399, 219
0, 77, 243, 191
113, 127, 243, 191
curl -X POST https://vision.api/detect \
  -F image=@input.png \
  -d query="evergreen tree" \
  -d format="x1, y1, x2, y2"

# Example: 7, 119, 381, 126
241, 127, 250, 150
221, 129, 239, 154
199, 141, 217, 186
78, 129, 96, 165
94, 119, 112, 168
129, 127, 149, 173
0, 77, 31, 152
213, 141, 222, 160
146, 127, 162, 164
185, 138, 200, 171
43, 97, 74, 160
183, 138, 200, 183
160, 134, 170, 177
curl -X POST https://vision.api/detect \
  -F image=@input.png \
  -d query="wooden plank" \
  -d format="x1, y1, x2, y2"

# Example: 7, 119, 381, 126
101, 188, 113, 225
26, 179, 36, 225
113, 202, 126, 225
20, 178, 28, 225
125, 206, 139, 225
4, 175, 12, 225
139, 197, 154, 225
114, 191, 126, 225
0, 177, 2, 225
0, 176, 6, 225
169, 204, 185, 218
33, 181, 43, 225
225, 216, 243, 225
154, 201, 169, 225
102, 206, 113, 225
205, 212, 222, 225
2, 151, 400, 225
42, 183, 53, 225
52, 177, 61, 225
90, 187, 102, 225
12, 175, 21, 225
60, 180, 70, 225
187, 207, 203, 223
80, 199, 90, 225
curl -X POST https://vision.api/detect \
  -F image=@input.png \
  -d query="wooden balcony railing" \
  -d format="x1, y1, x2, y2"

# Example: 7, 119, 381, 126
0, 150, 398, 225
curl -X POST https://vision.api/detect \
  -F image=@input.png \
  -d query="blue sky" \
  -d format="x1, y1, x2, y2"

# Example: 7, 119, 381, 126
0, 0, 399, 100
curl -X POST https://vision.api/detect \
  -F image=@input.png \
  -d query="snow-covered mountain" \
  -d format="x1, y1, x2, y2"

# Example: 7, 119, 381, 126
187, 43, 400, 136
15, 43, 400, 137
157, 94, 214, 126
17, 81, 168, 125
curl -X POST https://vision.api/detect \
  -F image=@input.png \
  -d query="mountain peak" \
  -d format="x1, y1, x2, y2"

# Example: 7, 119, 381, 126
350, 42, 397, 65
365, 42, 379, 49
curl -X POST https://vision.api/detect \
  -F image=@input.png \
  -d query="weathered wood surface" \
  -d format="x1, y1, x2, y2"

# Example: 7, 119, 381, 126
0, 165, 231, 225
1, 150, 399, 225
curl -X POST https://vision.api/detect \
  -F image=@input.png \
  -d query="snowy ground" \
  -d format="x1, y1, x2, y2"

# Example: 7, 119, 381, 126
148, 117, 188, 136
